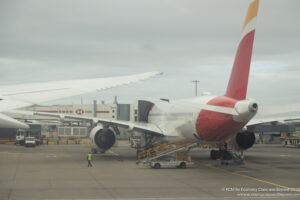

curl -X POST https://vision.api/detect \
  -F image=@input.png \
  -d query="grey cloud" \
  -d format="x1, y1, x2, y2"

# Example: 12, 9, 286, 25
0, 0, 299, 105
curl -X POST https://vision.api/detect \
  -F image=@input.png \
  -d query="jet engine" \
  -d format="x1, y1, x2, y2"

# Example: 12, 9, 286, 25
90, 125, 116, 153
231, 130, 255, 151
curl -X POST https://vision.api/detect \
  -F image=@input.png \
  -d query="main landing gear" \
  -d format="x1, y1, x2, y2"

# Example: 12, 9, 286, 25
210, 141, 244, 165
211, 149, 244, 165
210, 149, 232, 160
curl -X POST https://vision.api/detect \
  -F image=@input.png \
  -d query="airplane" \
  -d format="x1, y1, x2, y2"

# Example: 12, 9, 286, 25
10, 0, 299, 159
0, 72, 161, 129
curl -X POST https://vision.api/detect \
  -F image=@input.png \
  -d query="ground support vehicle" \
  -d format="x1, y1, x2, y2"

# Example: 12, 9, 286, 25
136, 140, 197, 169
283, 138, 300, 148
25, 137, 36, 147
15, 129, 26, 145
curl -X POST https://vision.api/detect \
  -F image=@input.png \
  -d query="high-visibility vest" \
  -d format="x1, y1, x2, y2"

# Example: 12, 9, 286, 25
88, 153, 92, 161
241, 152, 244, 160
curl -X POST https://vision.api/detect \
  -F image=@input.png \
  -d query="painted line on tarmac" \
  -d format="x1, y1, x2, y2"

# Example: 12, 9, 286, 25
197, 161, 298, 192
280, 154, 291, 157
46, 198, 219, 200
235, 170, 252, 173
46, 154, 57, 158
107, 150, 119, 156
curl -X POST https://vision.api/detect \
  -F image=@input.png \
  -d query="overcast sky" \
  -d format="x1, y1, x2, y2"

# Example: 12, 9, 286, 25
1, 0, 300, 106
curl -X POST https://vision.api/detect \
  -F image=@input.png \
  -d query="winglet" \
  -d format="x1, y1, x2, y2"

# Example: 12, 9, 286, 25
225, 0, 259, 100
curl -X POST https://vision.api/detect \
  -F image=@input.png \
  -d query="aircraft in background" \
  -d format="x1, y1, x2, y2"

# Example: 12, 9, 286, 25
12, 0, 300, 160
0, 72, 161, 129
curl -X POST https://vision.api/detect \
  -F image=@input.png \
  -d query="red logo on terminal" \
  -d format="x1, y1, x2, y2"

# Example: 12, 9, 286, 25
75, 109, 84, 115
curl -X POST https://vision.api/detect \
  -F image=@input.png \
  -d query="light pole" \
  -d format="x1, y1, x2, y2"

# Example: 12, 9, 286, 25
192, 80, 200, 96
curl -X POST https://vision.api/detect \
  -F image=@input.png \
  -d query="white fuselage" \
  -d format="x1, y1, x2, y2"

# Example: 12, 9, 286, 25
148, 96, 213, 138
147, 95, 257, 142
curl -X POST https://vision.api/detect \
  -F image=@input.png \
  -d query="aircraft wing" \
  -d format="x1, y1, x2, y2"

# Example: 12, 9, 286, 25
8, 103, 300, 136
7, 110, 165, 136
0, 72, 161, 112
246, 116, 300, 127
246, 105, 300, 127
0, 72, 161, 129
10, 104, 300, 136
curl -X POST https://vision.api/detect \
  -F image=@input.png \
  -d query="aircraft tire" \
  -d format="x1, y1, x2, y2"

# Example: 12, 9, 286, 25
179, 162, 186, 169
154, 163, 161, 169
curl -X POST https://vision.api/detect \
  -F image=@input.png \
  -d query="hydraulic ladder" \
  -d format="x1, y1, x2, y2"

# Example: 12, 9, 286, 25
136, 140, 198, 165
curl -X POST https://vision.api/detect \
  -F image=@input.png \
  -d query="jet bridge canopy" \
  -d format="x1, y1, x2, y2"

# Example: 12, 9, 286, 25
137, 100, 154, 122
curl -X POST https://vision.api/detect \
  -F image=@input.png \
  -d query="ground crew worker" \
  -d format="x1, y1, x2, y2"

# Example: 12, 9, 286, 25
240, 152, 245, 160
87, 152, 93, 167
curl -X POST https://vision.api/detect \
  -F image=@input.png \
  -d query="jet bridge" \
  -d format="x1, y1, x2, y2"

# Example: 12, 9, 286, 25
137, 100, 154, 122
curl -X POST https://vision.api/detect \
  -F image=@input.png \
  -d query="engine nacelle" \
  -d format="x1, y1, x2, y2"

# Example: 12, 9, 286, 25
230, 131, 255, 151
90, 125, 116, 153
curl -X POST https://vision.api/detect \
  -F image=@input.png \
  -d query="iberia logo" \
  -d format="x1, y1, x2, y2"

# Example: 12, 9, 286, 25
75, 109, 84, 115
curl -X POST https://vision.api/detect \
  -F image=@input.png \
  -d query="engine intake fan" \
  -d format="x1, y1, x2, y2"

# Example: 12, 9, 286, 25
90, 125, 116, 152
235, 131, 255, 150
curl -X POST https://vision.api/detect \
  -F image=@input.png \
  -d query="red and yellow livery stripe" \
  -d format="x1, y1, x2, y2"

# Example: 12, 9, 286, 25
242, 0, 259, 33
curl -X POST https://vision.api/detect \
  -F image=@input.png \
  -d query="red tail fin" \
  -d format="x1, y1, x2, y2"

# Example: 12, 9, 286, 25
225, 0, 259, 100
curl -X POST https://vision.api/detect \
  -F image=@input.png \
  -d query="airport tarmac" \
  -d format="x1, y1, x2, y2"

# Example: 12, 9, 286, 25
0, 141, 300, 200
